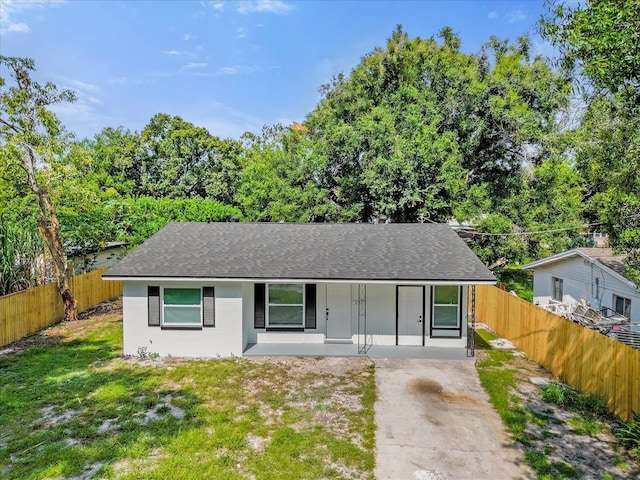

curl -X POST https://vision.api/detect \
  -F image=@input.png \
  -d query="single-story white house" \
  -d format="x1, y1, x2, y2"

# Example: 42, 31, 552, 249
523, 248, 639, 322
103, 222, 496, 358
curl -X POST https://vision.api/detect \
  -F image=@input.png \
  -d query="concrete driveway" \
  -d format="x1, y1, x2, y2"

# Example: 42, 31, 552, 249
374, 358, 533, 480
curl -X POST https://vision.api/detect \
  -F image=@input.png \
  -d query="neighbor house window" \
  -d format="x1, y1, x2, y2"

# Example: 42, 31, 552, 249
552, 277, 563, 301
613, 294, 631, 318
432, 286, 460, 328
163, 288, 202, 326
268, 284, 304, 327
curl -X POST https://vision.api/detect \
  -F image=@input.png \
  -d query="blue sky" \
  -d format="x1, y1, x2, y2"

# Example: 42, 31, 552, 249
1, 0, 551, 141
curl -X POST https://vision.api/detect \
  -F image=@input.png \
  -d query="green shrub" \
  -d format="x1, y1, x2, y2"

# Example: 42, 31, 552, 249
615, 412, 640, 455
541, 383, 607, 416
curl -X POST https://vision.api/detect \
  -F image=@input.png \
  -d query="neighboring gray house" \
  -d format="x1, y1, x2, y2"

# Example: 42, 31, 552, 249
524, 248, 639, 323
103, 222, 495, 358
69, 241, 129, 274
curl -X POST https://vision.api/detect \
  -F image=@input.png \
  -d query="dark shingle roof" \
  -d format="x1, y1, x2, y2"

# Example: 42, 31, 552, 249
104, 222, 495, 282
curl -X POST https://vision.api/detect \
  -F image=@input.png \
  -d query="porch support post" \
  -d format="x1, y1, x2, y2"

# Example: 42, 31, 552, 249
467, 285, 476, 357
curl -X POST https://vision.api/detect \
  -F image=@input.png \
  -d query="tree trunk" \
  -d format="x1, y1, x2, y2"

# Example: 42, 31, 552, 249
24, 147, 78, 321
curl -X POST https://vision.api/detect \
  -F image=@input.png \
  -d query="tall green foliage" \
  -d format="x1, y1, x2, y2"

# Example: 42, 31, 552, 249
542, 0, 640, 280
305, 26, 570, 224
0, 219, 42, 296
235, 125, 332, 222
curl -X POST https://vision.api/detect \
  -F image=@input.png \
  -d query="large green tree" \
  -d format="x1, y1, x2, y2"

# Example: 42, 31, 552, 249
541, 0, 640, 281
235, 124, 332, 221
137, 114, 241, 201
305, 26, 570, 224
0, 56, 78, 319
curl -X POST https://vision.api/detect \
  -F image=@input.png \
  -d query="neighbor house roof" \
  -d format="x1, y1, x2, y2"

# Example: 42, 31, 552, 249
103, 222, 496, 283
523, 248, 635, 288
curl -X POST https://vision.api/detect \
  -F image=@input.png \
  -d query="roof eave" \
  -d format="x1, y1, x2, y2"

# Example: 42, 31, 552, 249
103, 274, 496, 285
523, 249, 637, 289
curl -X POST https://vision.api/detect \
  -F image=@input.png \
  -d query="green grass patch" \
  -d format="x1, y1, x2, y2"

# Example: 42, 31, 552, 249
615, 412, 640, 459
524, 450, 579, 479
0, 308, 375, 479
541, 383, 608, 417
473, 327, 499, 350
476, 347, 531, 445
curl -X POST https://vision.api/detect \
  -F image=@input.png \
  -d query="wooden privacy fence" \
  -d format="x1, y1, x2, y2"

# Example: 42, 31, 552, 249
0, 268, 122, 348
475, 284, 640, 421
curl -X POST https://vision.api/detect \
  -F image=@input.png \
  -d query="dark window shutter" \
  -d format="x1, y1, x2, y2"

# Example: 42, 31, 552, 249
305, 284, 316, 329
254, 283, 265, 328
148, 286, 160, 327
203, 287, 215, 327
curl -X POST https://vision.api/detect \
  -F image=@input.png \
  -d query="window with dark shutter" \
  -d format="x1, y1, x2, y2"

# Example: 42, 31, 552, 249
148, 286, 160, 327
254, 283, 265, 328
203, 287, 215, 327
305, 284, 316, 329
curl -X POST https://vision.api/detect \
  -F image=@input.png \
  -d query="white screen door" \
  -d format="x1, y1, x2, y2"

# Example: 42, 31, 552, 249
397, 286, 423, 346
326, 284, 352, 340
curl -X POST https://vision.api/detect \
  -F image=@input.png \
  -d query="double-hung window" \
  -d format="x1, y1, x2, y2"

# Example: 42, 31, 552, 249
432, 286, 460, 328
163, 288, 202, 326
613, 294, 631, 319
267, 284, 304, 327
552, 277, 563, 302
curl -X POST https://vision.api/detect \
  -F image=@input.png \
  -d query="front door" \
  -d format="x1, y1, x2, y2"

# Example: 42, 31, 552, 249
397, 286, 424, 346
326, 283, 352, 340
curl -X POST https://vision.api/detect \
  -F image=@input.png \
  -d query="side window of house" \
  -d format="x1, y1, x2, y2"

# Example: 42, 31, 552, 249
613, 294, 631, 318
432, 286, 460, 328
268, 284, 304, 327
163, 288, 202, 326
552, 277, 563, 301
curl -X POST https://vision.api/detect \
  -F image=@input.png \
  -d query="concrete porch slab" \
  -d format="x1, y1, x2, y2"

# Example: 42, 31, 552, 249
242, 343, 472, 360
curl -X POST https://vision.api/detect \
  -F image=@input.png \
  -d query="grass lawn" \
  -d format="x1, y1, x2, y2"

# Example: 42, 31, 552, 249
0, 301, 375, 480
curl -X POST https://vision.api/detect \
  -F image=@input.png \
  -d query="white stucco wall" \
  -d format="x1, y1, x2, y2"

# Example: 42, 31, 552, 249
122, 281, 244, 358
122, 281, 472, 356
531, 257, 640, 322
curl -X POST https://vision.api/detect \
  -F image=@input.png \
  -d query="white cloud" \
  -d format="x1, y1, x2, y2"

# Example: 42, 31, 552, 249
487, 11, 497, 20
109, 76, 131, 85
5, 22, 30, 33
189, 65, 260, 77
0, 0, 62, 34
64, 78, 101, 94
194, 101, 265, 138
506, 9, 526, 23
51, 100, 111, 139
183, 62, 208, 69
236, 0, 294, 15
219, 66, 239, 75
209, 1, 224, 11
237, 27, 246, 39
183, 33, 193, 41
161, 49, 195, 57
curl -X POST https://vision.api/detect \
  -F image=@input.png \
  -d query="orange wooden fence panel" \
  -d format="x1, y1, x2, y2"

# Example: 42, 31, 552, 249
0, 269, 122, 348
475, 284, 640, 421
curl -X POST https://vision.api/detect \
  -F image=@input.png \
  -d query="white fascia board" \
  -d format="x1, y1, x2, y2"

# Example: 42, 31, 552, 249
523, 249, 637, 290
522, 249, 581, 269
103, 276, 496, 286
